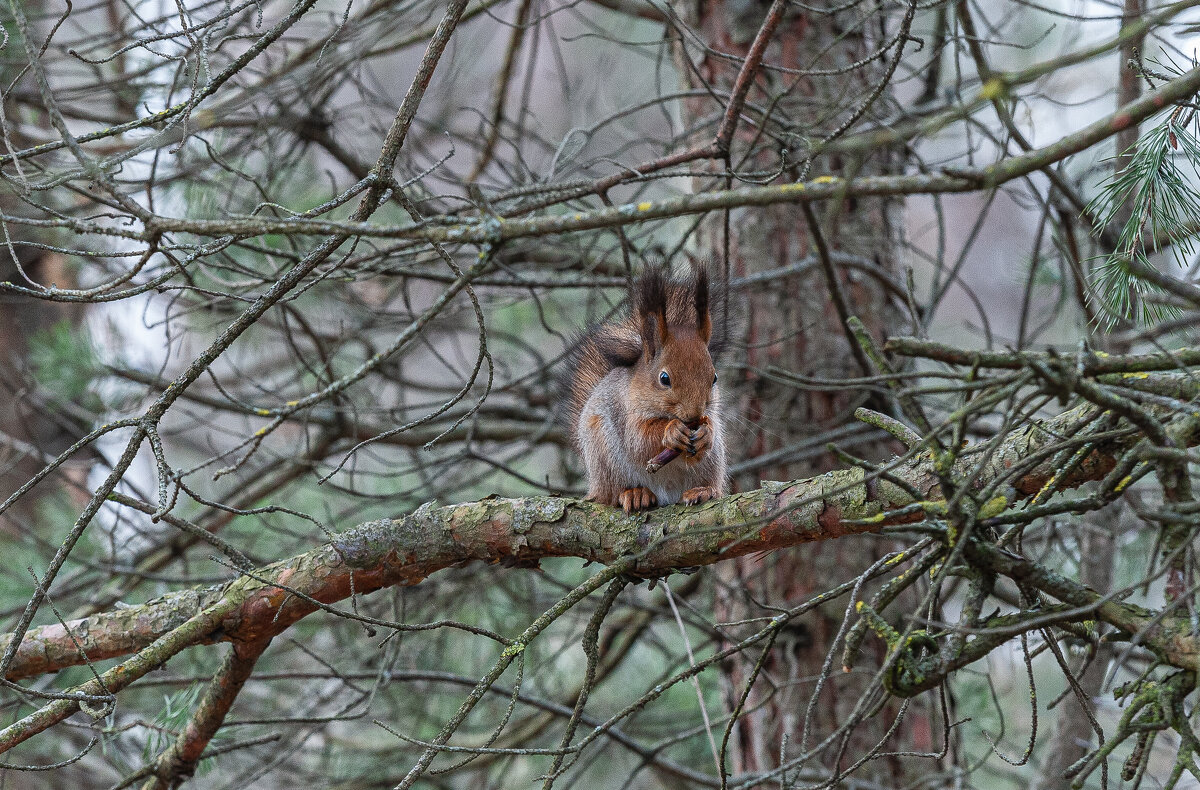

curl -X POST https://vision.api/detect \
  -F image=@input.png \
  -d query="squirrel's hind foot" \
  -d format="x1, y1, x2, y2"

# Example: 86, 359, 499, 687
619, 487, 657, 513
681, 485, 718, 505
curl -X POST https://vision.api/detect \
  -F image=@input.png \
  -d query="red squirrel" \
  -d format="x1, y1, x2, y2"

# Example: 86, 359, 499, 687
565, 266, 727, 513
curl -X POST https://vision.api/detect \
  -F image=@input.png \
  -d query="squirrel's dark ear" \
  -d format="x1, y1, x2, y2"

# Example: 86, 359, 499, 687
694, 266, 711, 344
636, 266, 671, 359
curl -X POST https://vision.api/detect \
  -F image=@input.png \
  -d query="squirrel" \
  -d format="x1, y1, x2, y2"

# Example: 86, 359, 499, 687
564, 265, 727, 513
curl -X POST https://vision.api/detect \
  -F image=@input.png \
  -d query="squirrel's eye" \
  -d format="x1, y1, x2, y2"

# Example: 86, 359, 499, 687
713, 373, 718, 385
659, 370, 671, 387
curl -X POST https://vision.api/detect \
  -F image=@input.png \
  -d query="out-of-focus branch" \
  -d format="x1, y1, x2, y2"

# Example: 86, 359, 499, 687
582, 0, 665, 21
886, 336, 1200, 375
467, 0, 534, 181
6, 57, 1196, 265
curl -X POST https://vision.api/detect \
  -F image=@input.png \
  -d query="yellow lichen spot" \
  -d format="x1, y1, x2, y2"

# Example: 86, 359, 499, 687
254, 427, 268, 437
1113, 475, 1133, 493
1122, 371, 1150, 379
574, 214, 584, 220
637, 201, 653, 211
255, 408, 270, 416
812, 175, 838, 184
855, 600, 865, 613
780, 182, 805, 191
286, 400, 299, 407
978, 495, 1008, 520
979, 77, 1008, 100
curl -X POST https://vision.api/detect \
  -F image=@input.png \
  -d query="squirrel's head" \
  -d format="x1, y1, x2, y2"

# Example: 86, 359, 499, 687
631, 266, 717, 423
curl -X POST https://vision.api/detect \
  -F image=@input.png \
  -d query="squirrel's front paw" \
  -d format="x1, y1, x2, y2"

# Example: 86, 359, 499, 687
662, 418, 712, 464
618, 487, 657, 513
662, 419, 693, 455
663, 418, 712, 464
687, 419, 713, 464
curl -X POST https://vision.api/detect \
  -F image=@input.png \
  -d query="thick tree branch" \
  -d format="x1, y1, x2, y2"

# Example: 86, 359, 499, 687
0, 392, 1177, 692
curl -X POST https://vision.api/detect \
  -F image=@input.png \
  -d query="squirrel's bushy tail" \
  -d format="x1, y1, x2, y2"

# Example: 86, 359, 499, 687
562, 266, 727, 434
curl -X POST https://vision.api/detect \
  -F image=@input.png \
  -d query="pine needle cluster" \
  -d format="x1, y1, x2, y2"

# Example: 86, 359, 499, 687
1088, 63, 1200, 326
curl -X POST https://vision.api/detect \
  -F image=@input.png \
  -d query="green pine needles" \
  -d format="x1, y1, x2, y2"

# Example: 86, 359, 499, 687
1087, 99, 1200, 326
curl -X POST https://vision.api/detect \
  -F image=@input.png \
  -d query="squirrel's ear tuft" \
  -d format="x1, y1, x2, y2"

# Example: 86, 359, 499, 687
636, 266, 671, 359
693, 265, 711, 343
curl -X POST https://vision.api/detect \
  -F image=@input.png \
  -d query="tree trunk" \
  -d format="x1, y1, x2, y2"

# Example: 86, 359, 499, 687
0, 2, 88, 534
672, 3, 944, 782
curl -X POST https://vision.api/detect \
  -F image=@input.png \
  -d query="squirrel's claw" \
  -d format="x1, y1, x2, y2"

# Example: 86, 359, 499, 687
687, 420, 713, 464
619, 487, 658, 513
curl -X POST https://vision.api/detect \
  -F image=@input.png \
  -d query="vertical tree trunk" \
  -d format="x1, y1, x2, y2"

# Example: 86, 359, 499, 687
0, 1, 87, 533
673, 3, 941, 782
0, 208, 84, 536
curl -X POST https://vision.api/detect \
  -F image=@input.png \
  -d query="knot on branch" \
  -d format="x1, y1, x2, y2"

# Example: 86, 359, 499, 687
884, 630, 939, 698
853, 600, 939, 697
